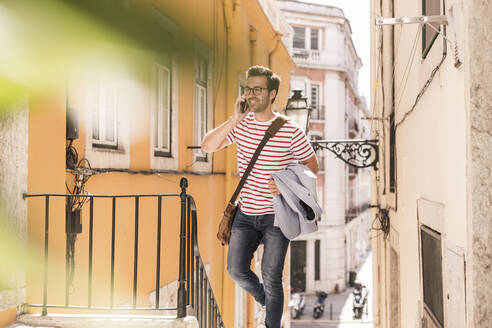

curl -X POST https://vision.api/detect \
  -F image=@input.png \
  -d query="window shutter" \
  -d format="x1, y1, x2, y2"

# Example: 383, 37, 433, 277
293, 26, 306, 49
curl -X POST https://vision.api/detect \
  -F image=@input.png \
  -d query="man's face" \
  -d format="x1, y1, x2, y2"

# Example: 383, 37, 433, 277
245, 76, 276, 113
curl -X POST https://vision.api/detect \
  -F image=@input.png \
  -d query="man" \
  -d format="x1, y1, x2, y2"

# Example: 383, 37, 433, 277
201, 66, 318, 328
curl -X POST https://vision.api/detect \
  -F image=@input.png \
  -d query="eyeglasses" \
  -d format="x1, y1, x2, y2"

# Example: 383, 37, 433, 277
243, 86, 268, 96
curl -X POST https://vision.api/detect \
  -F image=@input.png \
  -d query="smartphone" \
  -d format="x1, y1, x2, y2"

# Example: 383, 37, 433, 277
240, 100, 249, 113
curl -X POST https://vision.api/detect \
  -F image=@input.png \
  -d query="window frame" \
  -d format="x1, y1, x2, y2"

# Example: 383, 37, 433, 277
83, 72, 130, 170
420, 225, 444, 327
149, 56, 179, 171
153, 62, 172, 158
194, 55, 209, 163
293, 26, 306, 49
92, 79, 118, 149
191, 39, 213, 173
422, 0, 442, 58
310, 28, 319, 50
310, 84, 321, 120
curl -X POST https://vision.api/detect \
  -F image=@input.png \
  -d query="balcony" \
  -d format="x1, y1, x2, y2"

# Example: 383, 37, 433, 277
291, 48, 357, 84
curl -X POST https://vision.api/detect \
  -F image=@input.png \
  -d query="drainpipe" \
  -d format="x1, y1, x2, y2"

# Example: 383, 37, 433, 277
268, 30, 282, 68
222, 0, 233, 212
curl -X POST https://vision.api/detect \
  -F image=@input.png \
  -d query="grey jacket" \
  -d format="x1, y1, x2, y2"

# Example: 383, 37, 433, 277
272, 164, 322, 240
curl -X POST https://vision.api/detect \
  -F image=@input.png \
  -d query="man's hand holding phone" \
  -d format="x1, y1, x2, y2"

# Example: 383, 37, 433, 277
232, 96, 250, 123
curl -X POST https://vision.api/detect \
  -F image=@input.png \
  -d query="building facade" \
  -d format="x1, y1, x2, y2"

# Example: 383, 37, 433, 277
370, 0, 492, 327
277, 0, 372, 294
0, 1, 295, 327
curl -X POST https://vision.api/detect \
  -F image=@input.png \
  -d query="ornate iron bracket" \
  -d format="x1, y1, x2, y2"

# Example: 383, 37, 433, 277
311, 139, 379, 169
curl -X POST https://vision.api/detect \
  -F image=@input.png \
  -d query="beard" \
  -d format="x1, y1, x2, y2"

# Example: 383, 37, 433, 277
248, 97, 270, 113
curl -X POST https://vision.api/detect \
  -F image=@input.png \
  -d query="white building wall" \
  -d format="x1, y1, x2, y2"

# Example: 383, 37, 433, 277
0, 100, 29, 314
369, 0, 480, 326
278, 0, 370, 294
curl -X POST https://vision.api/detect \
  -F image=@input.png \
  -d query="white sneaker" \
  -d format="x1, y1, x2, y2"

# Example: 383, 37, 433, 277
254, 304, 266, 327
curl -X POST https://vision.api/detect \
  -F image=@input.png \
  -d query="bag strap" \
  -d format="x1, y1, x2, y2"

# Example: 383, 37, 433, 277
228, 116, 287, 204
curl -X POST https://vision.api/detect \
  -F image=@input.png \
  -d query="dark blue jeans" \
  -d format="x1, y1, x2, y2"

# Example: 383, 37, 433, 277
227, 209, 290, 328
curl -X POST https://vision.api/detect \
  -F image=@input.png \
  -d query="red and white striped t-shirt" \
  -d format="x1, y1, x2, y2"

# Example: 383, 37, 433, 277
226, 112, 315, 215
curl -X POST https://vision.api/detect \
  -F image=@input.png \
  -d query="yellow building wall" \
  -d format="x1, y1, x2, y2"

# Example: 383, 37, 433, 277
27, 92, 68, 310
0, 308, 16, 327
24, 1, 294, 327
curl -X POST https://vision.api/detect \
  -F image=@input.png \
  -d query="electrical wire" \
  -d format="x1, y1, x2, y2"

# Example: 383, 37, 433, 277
65, 140, 95, 292
390, 24, 403, 108
395, 53, 446, 128
370, 207, 390, 239
395, 25, 422, 113
395, 21, 448, 128
370, 3, 395, 239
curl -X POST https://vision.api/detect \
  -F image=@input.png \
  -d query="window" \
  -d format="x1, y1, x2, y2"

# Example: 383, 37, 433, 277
92, 79, 118, 149
314, 239, 320, 281
293, 26, 306, 49
85, 73, 130, 169
194, 56, 208, 162
311, 28, 319, 50
154, 63, 172, 157
422, 0, 441, 57
310, 84, 321, 120
421, 226, 444, 327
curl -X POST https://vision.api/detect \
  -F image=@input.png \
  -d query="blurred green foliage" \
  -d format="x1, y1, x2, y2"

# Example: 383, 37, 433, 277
0, 0, 189, 112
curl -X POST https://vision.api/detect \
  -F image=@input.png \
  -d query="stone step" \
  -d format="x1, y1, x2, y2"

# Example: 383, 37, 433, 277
7, 313, 199, 328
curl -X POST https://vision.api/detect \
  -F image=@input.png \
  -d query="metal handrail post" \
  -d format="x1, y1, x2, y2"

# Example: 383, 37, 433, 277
177, 177, 188, 318
42, 196, 50, 316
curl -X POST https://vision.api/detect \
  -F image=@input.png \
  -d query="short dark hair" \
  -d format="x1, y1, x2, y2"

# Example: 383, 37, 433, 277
246, 65, 281, 104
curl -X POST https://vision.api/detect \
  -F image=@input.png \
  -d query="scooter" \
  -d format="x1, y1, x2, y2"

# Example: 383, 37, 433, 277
352, 281, 368, 319
312, 290, 328, 319
289, 290, 305, 319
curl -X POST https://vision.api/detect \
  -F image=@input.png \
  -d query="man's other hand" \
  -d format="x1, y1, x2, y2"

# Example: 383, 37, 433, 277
268, 179, 280, 195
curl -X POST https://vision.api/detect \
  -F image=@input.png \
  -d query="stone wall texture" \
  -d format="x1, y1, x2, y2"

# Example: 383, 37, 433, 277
0, 102, 29, 311
468, 0, 492, 326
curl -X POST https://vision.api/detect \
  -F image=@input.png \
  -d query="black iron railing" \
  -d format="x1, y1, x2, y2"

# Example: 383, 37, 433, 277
185, 193, 224, 328
23, 177, 224, 327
